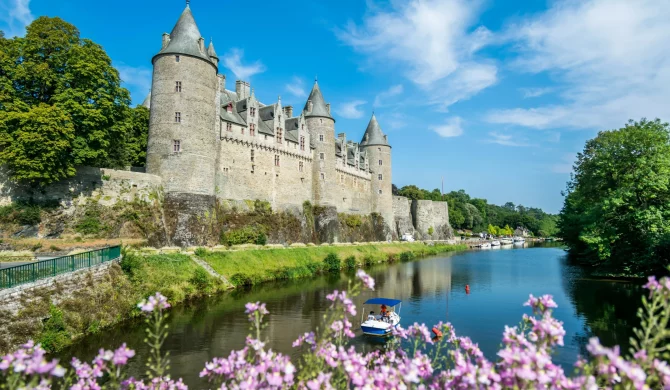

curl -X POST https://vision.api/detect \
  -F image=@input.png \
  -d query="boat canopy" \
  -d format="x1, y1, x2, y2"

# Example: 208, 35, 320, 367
363, 298, 401, 307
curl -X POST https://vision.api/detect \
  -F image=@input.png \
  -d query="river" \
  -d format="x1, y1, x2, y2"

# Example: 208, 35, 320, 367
61, 243, 643, 386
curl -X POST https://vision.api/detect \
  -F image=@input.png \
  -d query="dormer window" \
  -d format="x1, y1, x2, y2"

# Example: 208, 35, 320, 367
175, 55, 180, 62
300, 136, 305, 151
250, 107, 256, 117
250, 123, 255, 136
276, 128, 283, 143
227, 103, 232, 113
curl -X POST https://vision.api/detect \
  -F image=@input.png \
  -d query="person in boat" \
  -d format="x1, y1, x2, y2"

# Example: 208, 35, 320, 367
380, 304, 388, 316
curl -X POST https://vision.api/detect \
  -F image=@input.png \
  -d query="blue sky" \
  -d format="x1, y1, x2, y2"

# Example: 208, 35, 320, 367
2, 0, 669, 213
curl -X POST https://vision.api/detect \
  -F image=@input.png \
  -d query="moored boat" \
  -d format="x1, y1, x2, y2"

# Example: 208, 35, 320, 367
513, 237, 526, 244
479, 242, 491, 249
491, 240, 501, 246
500, 238, 513, 245
360, 298, 402, 336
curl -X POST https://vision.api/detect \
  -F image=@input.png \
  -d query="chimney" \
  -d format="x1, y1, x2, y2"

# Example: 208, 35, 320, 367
306, 100, 313, 112
337, 133, 346, 141
284, 106, 293, 117
236, 80, 250, 99
198, 37, 205, 54
326, 103, 331, 115
162, 33, 170, 49
217, 74, 226, 93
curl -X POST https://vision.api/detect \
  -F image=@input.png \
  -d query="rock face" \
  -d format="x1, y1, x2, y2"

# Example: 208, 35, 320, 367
314, 205, 339, 244
163, 193, 216, 247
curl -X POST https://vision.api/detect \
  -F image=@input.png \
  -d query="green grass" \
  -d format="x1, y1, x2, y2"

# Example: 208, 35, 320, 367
201, 243, 466, 286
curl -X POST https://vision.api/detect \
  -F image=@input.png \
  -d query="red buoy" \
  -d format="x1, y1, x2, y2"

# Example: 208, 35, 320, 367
465, 284, 470, 294
432, 327, 443, 338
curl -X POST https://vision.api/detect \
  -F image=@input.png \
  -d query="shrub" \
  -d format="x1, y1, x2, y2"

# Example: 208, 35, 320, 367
399, 251, 416, 262
119, 250, 143, 276
344, 256, 357, 269
230, 273, 252, 287
255, 232, 267, 246
342, 214, 362, 228
428, 226, 434, 235
363, 255, 375, 266
0, 202, 42, 225
221, 226, 266, 246
323, 253, 341, 272
189, 267, 211, 291
75, 216, 103, 236
387, 253, 398, 263
194, 247, 208, 257
38, 306, 71, 353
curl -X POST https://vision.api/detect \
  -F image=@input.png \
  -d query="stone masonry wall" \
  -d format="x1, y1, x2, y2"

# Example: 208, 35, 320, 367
0, 166, 162, 207
411, 199, 453, 240
392, 196, 414, 236
334, 168, 373, 215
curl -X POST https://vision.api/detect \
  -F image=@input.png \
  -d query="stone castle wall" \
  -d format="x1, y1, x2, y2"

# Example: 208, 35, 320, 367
216, 136, 313, 212
0, 167, 162, 207
392, 196, 414, 236
333, 166, 373, 215
411, 199, 453, 240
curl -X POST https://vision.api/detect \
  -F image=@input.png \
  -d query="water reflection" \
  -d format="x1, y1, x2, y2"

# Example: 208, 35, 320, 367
60, 243, 643, 387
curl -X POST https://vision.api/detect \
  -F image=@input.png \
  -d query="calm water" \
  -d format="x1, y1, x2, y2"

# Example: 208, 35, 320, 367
61, 243, 643, 387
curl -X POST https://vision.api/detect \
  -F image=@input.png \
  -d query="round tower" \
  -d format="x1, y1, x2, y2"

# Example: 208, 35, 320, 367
145, 3, 218, 197
360, 114, 393, 235
303, 81, 336, 206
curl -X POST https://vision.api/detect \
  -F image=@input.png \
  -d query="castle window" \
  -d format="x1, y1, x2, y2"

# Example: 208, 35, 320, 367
173, 140, 181, 152
378, 174, 383, 180
378, 189, 382, 195
340, 174, 344, 184
250, 123, 255, 136
354, 178, 357, 187
299, 161, 304, 172
227, 103, 232, 113
319, 134, 324, 142
302, 124, 304, 130
250, 107, 256, 117
175, 112, 181, 123
274, 155, 280, 167
175, 55, 180, 62
319, 153, 324, 160
175, 81, 182, 92
241, 126, 244, 135
227, 123, 232, 132
250, 150, 254, 162
276, 128, 283, 143
300, 136, 305, 151
378, 159, 383, 166
378, 147, 381, 151
320, 173, 325, 180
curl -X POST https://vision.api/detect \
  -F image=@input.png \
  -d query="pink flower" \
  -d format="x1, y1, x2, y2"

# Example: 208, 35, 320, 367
356, 269, 375, 290
138, 292, 170, 313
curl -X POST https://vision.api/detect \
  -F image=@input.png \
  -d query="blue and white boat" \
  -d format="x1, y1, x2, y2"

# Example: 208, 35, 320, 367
360, 298, 402, 336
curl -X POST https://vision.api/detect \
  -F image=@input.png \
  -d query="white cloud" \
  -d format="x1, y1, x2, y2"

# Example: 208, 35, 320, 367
223, 48, 266, 80
0, 0, 33, 38
431, 117, 464, 138
336, 100, 367, 119
377, 111, 407, 130
551, 153, 577, 174
487, 0, 670, 130
285, 76, 307, 98
374, 84, 403, 107
117, 64, 152, 103
519, 87, 553, 98
486, 132, 530, 147
337, 0, 496, 110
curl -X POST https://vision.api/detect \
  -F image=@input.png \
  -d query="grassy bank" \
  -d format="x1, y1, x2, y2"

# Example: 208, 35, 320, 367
200, 243, 467, 286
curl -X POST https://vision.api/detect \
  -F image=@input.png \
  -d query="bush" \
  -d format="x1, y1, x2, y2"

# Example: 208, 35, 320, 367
120, 250, 143, 276
323, 253, 341, 272
342, 214, 363, 228
427, 226, 434, 236
344, 256, 357, 269
255, 232, 267, 246
221, 226, 266, 246
38, 306, 71, 353
189, 267, 211, 291
363, 255, 375, 266
230, 273, 252, 287
399, 251, 416, 262
194, 247, 208, 257
0, 202, 42, 225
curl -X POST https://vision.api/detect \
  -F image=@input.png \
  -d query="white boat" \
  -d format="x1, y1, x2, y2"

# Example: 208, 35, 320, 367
360, 298, 402, 336
500, 238, 513, 245
513, 237, 526, 244
491, 240, 501, 246
479, 242, 491, 249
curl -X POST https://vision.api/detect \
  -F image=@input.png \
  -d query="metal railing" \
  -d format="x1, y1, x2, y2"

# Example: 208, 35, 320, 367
0, 246, 121, 289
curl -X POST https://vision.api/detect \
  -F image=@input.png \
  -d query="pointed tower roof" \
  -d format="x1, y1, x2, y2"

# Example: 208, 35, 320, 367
303, 81, 333, 120
141, 91, 151, 109
360, 113, 390, 147
207, 40, 218, 59
153, 4, 214, 65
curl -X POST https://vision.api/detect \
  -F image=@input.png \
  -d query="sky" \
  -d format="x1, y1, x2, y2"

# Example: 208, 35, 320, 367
1, 0, 669, 214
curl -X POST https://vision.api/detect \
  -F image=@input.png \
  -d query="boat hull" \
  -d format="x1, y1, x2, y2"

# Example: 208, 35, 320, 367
361, 325, 393, 336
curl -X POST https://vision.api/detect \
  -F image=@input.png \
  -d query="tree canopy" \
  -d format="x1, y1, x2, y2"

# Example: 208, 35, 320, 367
395, 185, 558, 237
558, 118, 670, 276
0, 17, 148, 187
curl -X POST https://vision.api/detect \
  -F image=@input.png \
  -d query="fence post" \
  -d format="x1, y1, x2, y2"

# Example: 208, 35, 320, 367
88, 251, 91, 268
71, 255, 75, 272
32, 262, 36, 283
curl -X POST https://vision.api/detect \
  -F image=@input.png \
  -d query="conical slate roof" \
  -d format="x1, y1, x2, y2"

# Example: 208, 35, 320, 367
303, 81, 333, 120
141, 91, 151, 109
360, 113, 389, 147
154, 5, 214, 64
207, 40, 218, 58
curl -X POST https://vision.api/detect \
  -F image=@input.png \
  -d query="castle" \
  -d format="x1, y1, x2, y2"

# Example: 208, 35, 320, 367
143, 3, 394, 230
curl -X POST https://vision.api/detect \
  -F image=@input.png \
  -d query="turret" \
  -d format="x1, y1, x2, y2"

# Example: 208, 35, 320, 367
303, 80, 336, 206
207, 39, 218, 67
360, 113, 393, 235
145, 2, 219, 198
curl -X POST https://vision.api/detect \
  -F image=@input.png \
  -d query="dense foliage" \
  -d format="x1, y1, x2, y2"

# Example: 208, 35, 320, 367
559, 119, 670, 277
0, 17, 148, 187
394, 185, 558, 236
2, 270, 669, 389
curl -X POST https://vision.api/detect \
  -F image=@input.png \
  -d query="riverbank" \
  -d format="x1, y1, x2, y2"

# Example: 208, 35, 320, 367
0, 242, 465, 354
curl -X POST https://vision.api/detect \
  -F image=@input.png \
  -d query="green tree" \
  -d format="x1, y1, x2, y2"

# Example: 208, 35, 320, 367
559, 118, 670, 276
487, 224, 497, 236
0, 17, 140, 186
398, 185, 424, 200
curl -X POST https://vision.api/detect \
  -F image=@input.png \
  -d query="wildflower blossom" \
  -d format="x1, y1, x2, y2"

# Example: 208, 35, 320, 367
138, 292, 171, 312
356, 269, 375, 290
